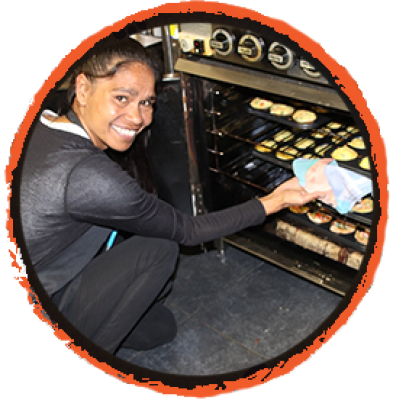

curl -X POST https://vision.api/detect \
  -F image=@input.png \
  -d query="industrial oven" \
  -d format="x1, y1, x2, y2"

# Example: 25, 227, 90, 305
152, 21, 375, 297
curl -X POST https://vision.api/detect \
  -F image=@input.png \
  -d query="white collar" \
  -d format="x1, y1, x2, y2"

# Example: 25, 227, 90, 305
40, 110, 91, 141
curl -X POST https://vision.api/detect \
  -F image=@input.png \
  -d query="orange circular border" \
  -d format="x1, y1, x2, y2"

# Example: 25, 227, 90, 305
6, 1, 388, 396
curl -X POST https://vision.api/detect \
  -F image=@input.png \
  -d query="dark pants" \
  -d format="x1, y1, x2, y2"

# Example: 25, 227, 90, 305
52, 236, 179, 354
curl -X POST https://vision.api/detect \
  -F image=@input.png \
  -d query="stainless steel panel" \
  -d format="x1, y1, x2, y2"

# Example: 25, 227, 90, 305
175, 57, 349, 111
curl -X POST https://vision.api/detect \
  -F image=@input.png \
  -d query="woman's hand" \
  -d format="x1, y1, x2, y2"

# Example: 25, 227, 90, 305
259, 177, 323, 215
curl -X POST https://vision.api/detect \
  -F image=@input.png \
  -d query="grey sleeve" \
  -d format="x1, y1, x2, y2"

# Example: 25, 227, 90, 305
65, 155, 266, 246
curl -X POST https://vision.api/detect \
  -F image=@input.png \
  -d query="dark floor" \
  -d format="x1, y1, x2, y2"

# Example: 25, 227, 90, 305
117, 244, 342, 376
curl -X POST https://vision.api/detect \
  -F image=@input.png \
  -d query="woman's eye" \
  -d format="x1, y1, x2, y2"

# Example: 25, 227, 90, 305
116, 95, 128, 104
141, 99, 155, 107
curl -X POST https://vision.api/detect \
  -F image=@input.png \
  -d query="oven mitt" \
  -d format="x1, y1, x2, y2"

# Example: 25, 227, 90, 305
293, 158, 372, 214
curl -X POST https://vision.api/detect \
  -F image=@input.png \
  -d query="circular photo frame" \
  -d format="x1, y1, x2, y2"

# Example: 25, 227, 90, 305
6, 1, 387, 397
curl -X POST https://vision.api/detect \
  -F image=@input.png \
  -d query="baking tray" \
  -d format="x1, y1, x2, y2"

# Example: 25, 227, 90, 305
251, 120, 371, 178
219, 150, 372, 229
284, 211, 369, 253
225, 120, 284, 144
246, 93, 332, 130
218, 114, 267, 135
313, 197, 373, 226
247, 107, 330, 130
220, 153, 293, 192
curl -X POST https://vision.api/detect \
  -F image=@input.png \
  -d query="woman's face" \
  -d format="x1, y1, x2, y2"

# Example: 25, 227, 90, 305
75, 61, 156, 152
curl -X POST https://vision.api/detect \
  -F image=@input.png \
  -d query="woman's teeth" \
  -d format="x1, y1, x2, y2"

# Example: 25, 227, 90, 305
112, 125, 137, 138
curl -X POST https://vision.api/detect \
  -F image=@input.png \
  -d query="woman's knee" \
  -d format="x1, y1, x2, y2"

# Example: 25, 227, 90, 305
154, 238, 179, 275
129, 236, 178, 278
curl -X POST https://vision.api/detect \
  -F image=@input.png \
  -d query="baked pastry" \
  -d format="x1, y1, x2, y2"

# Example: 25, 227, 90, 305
348, 136, 366, 150
295, 137, 315, 149
347, 126, 359, 133
255, 139, 277, 152
276, 146, 298, 160
352, 198, 373, 214
355, 228, 370, 246
327, 122, 342, 130
290, 205, 310, 214
292, 110, 317, 124
270, 103, 295, 117
274, 130, 293, 142
312, 131, 327, 139
330, 220, 356, 235
331, 135, 345, 145
250, 97, 273, 110
359, 156, 370, 170
331, 145, 358, 161
315, 143, 332, 156
307, 211, 333, 224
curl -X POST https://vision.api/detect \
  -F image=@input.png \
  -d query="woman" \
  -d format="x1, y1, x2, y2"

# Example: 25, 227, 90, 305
20, 37, 322, 354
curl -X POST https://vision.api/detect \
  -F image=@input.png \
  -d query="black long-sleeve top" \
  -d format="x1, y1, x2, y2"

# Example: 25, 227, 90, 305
20, 112, 266, 296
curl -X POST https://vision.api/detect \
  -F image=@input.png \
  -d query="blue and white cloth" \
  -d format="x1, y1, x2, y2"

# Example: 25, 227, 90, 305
293, 158, 373, 214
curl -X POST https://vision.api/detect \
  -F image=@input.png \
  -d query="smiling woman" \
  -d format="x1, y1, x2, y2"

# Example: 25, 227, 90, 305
51, 38, 162, 194
73, 62, 156, 151
18, 35, 322, 356
61, 38, 160, 153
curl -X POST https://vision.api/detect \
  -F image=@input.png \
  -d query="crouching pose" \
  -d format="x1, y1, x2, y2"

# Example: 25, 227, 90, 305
19, 38, 322, 354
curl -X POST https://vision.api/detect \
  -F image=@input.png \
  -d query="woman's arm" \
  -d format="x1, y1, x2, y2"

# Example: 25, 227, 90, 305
66, 156, 320, 246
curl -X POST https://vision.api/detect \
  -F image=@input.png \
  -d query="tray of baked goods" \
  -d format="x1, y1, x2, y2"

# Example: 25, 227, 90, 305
251, 119, 371, 178
285, 202, 372, 253
311, 121, 371, 177
313, 195, 373, 226
247, 95, 331, 130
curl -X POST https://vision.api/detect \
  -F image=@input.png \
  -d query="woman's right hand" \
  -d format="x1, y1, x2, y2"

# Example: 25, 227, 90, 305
259, 177, 324, 216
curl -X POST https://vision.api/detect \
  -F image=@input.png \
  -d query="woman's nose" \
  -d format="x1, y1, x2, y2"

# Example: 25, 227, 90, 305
125, 104, 143, 126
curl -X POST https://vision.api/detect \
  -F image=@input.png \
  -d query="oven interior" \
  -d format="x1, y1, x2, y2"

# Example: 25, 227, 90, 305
179, 74, 372, 296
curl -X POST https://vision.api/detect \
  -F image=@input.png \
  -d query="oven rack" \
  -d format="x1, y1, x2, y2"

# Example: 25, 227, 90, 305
208, 152, 372, 227
210, 154, 370, 254
243, 92, 346, 130
283, 213, 368, 254
204, 83, 373, 259
251, 127, 371, 179
206, 119, 372, 181
247, 104, 330, 130
212, 153, 293, 191
206, 112, 371, 179
206, 99, 371, 179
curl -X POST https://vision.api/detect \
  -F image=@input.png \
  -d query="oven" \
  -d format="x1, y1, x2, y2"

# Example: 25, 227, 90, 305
158, 22, 374, 297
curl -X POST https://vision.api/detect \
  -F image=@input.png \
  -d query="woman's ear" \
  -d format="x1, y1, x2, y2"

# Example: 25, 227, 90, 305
74, 73, 91, 107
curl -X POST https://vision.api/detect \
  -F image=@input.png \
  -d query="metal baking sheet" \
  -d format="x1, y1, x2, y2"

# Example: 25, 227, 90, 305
220, 154, 293, 192
284, 212, 368, 253
314, 199, 373, 226
250, 123, 371, 178
247, 105, 330, 130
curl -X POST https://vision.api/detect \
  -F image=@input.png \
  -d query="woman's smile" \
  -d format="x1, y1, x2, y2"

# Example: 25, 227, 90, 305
111, 124, 139, 141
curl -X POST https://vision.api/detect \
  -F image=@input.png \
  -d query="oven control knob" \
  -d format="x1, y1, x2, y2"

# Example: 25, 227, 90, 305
237, 34, 264, 62
300, 58, 322, 78
210, 28, 234, 56
268, 42, 294, 70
